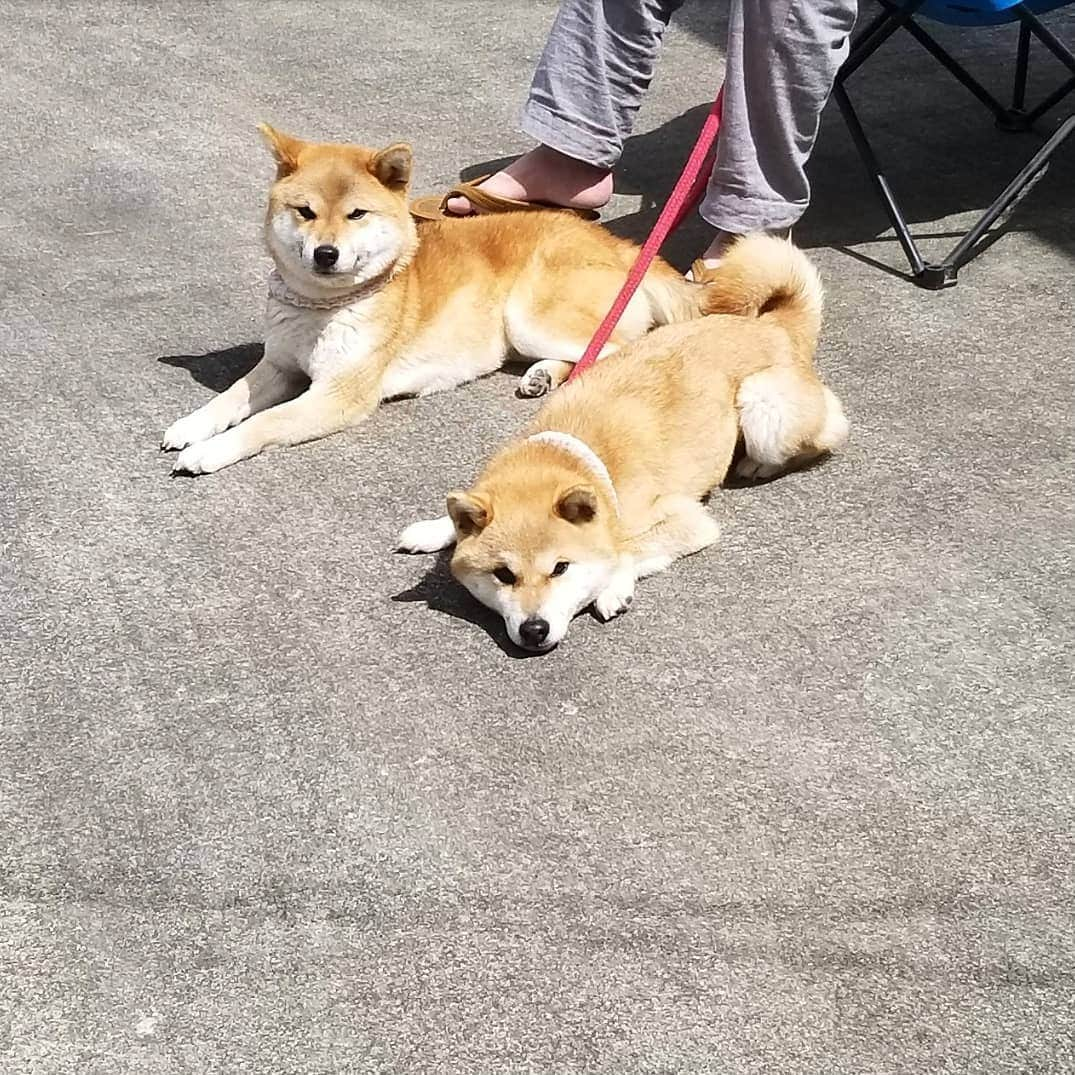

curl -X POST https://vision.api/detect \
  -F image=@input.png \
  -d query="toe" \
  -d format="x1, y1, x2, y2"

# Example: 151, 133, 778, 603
444, 194, 475, 217
595, 585, 634, 621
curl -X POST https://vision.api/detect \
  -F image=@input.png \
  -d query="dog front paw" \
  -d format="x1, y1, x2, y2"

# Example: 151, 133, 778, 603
594, 577, 635, 622
398, 516, 456, 553
161, 411, 217, 452
172, 434, 240, 476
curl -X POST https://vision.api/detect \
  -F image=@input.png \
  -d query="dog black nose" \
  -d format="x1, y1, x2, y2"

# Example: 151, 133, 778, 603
519, 618, 551, 649
313, 244, 339, 268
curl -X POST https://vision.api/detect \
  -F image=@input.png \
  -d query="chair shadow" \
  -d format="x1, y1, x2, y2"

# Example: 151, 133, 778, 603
392, 551, 548, 660
158, 343, 265, 393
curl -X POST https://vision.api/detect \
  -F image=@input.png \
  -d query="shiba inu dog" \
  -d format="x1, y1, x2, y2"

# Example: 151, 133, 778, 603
161, 126, 720, 475
399, 235, 849, 652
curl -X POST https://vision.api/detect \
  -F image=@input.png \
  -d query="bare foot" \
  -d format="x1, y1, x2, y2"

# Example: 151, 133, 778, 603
698, 230, 742, 268
444, 145, 613, 216
689, 227, 792, 278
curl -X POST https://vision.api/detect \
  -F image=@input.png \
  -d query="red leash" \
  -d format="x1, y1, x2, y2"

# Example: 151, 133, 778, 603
567, 88, 725, 382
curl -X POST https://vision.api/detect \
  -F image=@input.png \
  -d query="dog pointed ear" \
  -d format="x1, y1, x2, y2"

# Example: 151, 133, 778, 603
555, 485, 598, 525
370, 143, 413, 192
257, 123, 306, 177
447, 490, 491, 538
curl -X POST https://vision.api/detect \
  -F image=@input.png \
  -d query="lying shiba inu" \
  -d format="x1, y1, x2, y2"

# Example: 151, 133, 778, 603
399, 235, 849, 652
161, 126, 719, 474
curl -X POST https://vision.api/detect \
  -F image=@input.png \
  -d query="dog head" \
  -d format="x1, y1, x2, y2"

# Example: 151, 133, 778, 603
258, 124, 417, 294
446, 468, 620, 652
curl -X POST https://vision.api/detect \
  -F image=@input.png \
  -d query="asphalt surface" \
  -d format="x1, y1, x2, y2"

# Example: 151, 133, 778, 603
2, 2, 1073, 1072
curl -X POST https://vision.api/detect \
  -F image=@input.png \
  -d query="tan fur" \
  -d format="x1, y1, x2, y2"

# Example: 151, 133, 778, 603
403, 236, 849, 650
162, 127, 716, 474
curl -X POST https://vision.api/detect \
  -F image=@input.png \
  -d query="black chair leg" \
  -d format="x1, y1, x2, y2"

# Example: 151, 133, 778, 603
1015, 4, 1075, 76
835, 2, 1075, 289
1014, 20, 1031, 111
999, 6, 1075, 130
901, 16, 1011, 122
938, 114, 1075, 275
832, 80, 929, 280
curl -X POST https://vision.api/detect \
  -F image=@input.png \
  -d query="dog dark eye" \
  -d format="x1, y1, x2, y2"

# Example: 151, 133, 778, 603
551, 561, 570, 577
347, 209, 367, 220
295, 205, 316, 221
493, 566, 517, 586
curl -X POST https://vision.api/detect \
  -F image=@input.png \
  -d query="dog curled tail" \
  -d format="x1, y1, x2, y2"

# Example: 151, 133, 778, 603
691, 234, 824, 361
688, 235, 847, 479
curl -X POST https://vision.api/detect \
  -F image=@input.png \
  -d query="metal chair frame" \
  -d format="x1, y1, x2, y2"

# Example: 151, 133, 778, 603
834, 0, 1075, 287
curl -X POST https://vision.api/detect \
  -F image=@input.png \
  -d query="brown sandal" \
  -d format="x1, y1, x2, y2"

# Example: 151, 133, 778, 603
410, 175, 600, 222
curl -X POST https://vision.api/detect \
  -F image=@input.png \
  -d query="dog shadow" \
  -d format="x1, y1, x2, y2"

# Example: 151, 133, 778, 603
393, 550, 552, 659
158, 343, 267, 393
158, 342, 532, 398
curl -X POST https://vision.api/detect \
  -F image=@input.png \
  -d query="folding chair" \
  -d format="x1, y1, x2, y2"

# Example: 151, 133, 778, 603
834, 0, 1075, 287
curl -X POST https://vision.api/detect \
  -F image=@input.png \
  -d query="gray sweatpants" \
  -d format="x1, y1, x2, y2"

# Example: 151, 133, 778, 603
521, 0, 859, 233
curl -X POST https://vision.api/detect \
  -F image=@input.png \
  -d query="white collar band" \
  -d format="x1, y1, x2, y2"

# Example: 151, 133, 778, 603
527, 431, 619, 515
267, 269, 385, 310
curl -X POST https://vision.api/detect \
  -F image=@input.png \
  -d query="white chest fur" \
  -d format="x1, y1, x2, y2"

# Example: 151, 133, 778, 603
264, 298, 385, 382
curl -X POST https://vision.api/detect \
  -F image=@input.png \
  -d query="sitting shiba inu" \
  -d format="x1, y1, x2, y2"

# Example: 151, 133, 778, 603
399, 235, 849, 652
161, 126, 720, 474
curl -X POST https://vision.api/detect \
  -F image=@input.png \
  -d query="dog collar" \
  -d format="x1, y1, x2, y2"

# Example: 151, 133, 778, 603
527, 431, 619, 515
266, 269, 384, 310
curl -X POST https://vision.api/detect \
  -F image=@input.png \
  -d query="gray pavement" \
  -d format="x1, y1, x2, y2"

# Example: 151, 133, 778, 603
2, 2, 1074, 1072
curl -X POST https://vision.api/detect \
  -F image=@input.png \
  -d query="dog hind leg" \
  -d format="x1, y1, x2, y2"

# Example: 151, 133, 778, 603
735, 368, 848, 481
